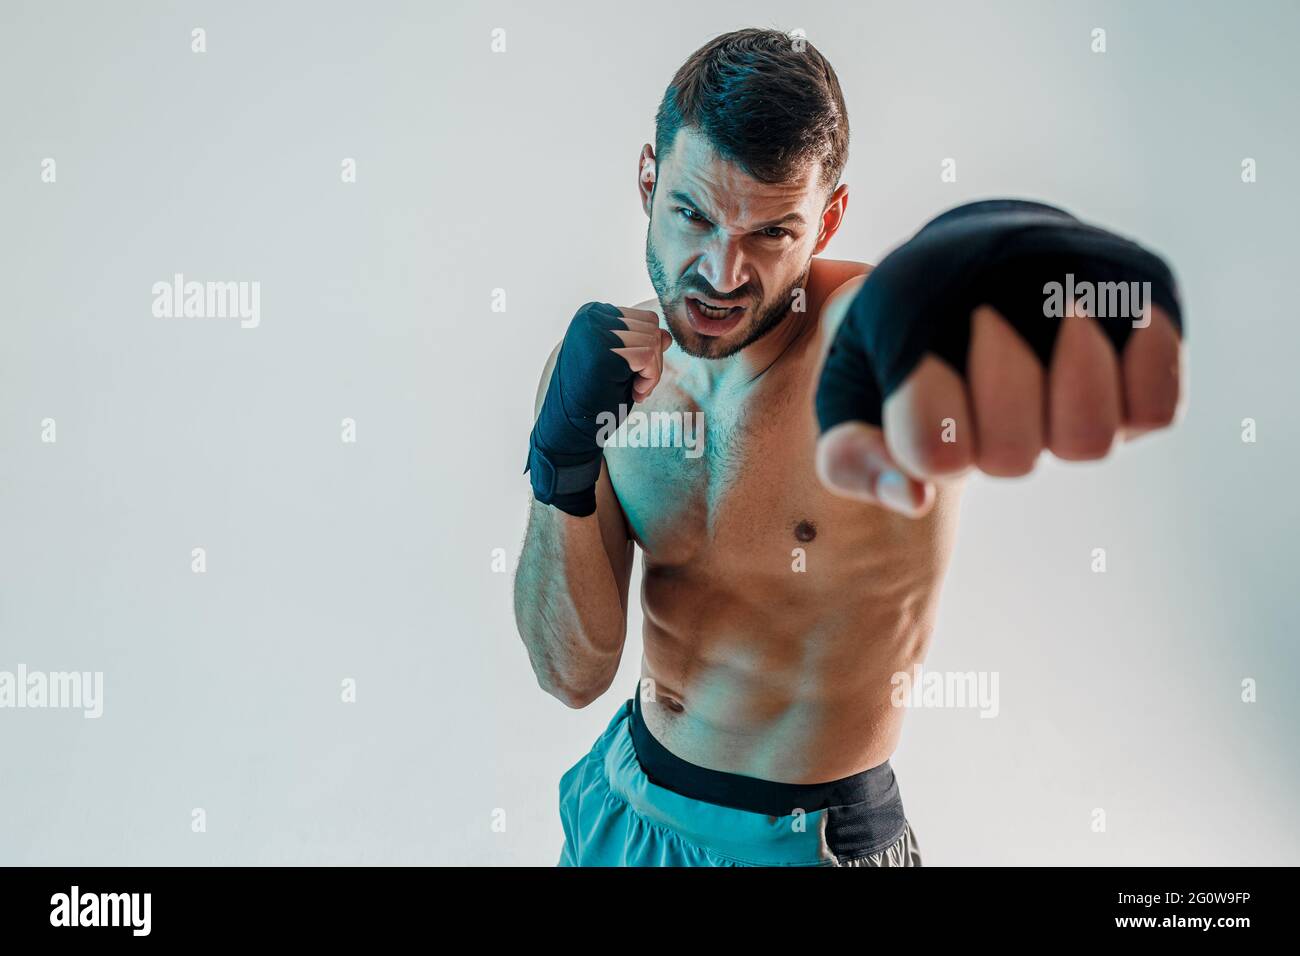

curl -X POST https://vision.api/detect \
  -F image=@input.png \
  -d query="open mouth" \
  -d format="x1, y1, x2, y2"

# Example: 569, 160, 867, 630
693, 298, 743, 318
684, 296, 747, 336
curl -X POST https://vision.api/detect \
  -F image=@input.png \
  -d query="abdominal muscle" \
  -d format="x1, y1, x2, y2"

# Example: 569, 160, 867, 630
635, 495, 959, 785
612, 264, 963, 787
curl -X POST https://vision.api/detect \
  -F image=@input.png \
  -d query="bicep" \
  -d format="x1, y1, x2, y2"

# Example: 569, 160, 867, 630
594, 461, 635, 613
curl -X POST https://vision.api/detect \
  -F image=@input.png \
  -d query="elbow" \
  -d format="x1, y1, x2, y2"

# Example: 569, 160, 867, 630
517, 620, 623, 711
555, 685, 598, 710
540, 671, 611, 710
514, 604, 623, 710
531, 653, 616, 709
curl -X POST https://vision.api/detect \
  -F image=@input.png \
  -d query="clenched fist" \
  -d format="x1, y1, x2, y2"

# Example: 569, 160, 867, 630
815, 200, 1186, 516
527, 303, 671, 517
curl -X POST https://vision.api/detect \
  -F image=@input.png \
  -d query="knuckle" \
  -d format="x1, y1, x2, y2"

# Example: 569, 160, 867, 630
1129, 408, 1175, 431
1050, 428, 1116, 461
910, 424, 970, 475
977, 442, 1039, 477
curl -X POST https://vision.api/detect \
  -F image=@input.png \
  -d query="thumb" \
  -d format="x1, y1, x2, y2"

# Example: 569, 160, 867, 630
815, 421, 934, 517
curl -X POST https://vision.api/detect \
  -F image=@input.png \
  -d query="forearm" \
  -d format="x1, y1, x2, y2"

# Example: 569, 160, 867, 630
514, 499, 628, 708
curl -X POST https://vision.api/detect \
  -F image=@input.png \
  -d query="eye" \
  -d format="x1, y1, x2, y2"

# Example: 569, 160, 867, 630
677, 207, 707, 224
761, 226, 791, 239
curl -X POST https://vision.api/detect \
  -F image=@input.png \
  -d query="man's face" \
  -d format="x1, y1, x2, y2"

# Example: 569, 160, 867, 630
643, 127, 828, 360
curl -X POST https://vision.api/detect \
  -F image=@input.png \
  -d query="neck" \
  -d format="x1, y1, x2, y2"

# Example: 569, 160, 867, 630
712, 304, 815, 392
705, 254, 822, 393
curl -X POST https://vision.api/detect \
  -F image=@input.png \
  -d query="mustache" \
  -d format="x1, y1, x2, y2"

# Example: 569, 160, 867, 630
683, 287, 751, 303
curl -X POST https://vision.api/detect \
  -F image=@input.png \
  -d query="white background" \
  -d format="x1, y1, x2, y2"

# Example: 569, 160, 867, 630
1, 0, 1296, 865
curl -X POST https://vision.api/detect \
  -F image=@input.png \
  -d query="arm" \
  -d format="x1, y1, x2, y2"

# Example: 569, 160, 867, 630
820, 273, 868, 339
514, 342, 635, 708
815, 200, 1185, 512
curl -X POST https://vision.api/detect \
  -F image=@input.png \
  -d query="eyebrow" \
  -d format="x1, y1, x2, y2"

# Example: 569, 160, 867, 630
668, 190, 807, 229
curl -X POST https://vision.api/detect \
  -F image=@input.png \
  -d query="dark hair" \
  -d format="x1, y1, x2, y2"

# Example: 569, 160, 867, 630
654, 28, 849, 200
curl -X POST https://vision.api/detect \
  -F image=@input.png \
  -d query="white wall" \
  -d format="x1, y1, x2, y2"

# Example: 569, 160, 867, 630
1, 0, 1295, 865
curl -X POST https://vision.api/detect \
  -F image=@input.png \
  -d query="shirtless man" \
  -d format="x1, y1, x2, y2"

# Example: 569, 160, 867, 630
514, 28, 1184, 867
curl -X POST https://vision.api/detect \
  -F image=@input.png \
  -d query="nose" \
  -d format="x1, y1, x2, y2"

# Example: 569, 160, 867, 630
696, 234, 749, 297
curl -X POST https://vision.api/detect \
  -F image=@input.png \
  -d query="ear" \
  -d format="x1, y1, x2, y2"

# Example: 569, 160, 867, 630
812, 183, 849, 256
638, 144, 657, 217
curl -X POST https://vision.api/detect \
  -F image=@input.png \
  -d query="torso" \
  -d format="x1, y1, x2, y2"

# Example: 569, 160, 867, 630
604, 258, 964, 783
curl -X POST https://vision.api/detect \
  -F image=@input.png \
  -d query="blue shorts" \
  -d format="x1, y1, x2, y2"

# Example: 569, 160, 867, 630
557, 688, 922, 867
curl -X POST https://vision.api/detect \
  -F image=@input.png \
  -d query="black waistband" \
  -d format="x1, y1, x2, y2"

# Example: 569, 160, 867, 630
628, 683, 904, 821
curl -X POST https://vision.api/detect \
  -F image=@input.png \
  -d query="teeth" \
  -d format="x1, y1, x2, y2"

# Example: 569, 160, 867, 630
695, 299, 735, 318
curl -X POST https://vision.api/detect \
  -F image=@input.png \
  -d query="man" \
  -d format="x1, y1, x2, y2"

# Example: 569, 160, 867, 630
514, 28, 1184, 867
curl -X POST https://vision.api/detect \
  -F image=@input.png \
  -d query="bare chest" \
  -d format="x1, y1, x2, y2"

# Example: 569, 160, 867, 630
603, 368, 872, 576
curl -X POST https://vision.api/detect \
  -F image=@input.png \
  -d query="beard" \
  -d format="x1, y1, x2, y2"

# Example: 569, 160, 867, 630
645, 217, 810, 360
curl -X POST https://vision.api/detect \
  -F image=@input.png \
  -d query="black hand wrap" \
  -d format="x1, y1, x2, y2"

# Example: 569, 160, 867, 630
816, 199, 1184, 430
525, 302, 636, 517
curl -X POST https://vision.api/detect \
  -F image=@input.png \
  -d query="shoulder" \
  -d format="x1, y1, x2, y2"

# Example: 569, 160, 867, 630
815, 259, 872, 338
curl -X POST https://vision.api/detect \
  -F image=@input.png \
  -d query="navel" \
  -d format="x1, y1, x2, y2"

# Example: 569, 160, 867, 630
794, 519, 817, 543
